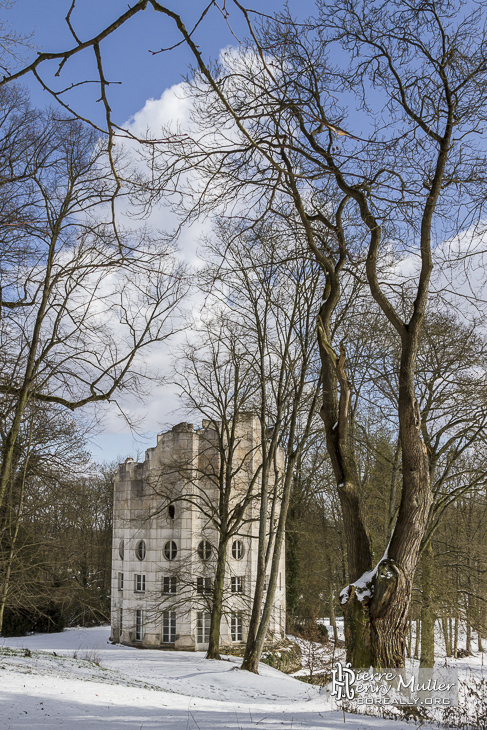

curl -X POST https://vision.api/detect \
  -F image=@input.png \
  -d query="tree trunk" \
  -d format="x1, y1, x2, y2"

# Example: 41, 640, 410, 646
285, 507, 301, 631
414, 619, 420, 660
466, 621, 472, 655
441, 617, 452, 657
453, 617, 459, 659
406, 619, 412, 658
420, 542, 435, 667
206, 536, 228, 660
241, 455, 294, 672
340, 387, 432, 667
329, 583, 339, 644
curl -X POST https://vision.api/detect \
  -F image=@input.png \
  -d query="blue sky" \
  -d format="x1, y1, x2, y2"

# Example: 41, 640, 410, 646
7, 0, 318, 126
4, 1, 318, 464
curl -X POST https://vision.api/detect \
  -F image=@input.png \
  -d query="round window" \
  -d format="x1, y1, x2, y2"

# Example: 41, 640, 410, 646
135, 540, 146, 561
197, 540, 212, 560
164, 540, 177, 561
232, 540, 244, 560
119, 539, 124, 560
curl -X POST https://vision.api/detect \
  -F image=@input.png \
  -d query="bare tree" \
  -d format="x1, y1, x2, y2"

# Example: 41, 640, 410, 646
135, 0, 487, 668
0, 99, 186, 631
152, 313, 264, 659
194, 221, 323, 671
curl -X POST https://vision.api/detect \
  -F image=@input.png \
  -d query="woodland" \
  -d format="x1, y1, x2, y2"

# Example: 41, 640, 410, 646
0, 0, 487, 676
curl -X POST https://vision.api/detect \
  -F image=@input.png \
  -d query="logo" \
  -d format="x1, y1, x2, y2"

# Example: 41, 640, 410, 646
331, 662, 356, 700
328, 663, 458, 707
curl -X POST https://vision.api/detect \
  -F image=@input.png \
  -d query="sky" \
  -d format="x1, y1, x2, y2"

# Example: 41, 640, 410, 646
6, 0, 318, 127
3, 0, 319, 464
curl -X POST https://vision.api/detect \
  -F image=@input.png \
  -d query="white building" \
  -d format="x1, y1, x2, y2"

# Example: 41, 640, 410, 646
110, 414, 286, 650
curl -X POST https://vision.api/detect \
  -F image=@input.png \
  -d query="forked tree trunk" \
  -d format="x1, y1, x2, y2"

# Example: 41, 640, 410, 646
331, 344, 432, 667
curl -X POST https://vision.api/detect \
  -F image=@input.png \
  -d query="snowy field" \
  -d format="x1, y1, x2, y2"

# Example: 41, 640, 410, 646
0, 625, 417, 730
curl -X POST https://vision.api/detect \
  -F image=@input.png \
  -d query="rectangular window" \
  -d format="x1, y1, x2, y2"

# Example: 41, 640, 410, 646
135, 574, 146, 593
196, 577, 212, 594
135, 609, 143, 642
119, 608, 123, 636
231, 613, 243, 642
196, 612, 211, 644
231, 576, 243, 593
162, 611, 176, 643
162, 576, 177, 594
118, 572, 124, 591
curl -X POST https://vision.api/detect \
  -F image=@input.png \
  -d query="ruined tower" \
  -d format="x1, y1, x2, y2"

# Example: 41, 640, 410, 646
110, 413, 286, 650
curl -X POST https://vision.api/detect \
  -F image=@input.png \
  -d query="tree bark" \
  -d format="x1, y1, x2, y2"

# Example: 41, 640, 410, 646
420, 542, 436, 667
206, 536, 228, 660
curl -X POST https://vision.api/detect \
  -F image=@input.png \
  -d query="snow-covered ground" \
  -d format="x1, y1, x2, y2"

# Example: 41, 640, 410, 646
0, 625, 416, 730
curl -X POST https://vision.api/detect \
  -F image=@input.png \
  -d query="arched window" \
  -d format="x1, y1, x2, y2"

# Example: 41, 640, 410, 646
164, 540, 177, 561
232, 540, 244, 560
197, 540, 212, 560
136, 540, 146, 561
119, 539, 124, 560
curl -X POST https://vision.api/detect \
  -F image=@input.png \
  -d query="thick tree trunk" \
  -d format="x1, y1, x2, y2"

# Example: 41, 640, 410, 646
340, 389, 431, 667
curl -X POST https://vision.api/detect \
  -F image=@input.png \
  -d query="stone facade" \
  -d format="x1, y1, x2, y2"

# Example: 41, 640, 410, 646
110, 413, 286, 650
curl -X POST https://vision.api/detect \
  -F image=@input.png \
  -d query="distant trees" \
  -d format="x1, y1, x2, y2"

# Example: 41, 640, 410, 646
0, 403, 115, 635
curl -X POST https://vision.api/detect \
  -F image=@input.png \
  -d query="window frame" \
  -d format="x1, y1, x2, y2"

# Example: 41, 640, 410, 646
135, 574, 146, 593
196, 611, 211, 644
118, 571, 124, 591
197, 540, 212, 561
231, 576, 243, 593
162, 576, 177, 594
135, 609, 144, 642
162, 611, 176, 643
231, 540, 244, 560
231, 613, 243, 642
135, 540, 146, 561
196, 576, 212, 594
163, 540, 178, 561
